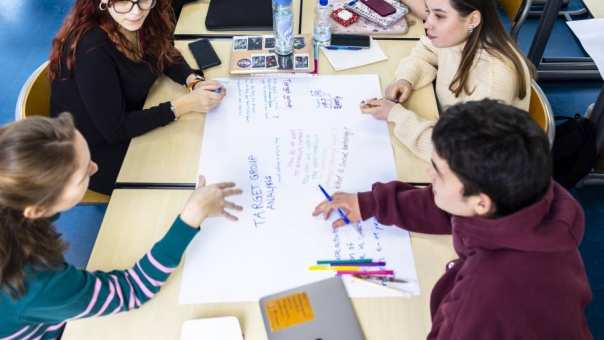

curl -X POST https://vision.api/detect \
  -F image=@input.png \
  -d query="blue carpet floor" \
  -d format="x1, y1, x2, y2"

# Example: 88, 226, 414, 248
0, 0, 602, 336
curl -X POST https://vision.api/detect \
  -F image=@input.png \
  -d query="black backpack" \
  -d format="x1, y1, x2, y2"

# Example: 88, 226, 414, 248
552, 114, 598, 189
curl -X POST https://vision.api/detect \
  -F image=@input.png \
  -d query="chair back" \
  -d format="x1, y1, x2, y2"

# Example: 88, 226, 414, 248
15, 61, 110, 204
529, 80, 555, 148
498, 0, 532, 39
15, 61, 51, 120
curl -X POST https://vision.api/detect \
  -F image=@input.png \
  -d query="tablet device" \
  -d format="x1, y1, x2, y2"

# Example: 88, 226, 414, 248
205, 0, 273, 31
260, 277, 366, 340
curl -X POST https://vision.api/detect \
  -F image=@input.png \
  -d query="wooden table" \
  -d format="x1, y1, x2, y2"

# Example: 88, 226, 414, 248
583, 0, 604, 18
174, 0, 302, 36
299, 0, 425, 39
116, 38, 437, 185
62, 189, 456, 340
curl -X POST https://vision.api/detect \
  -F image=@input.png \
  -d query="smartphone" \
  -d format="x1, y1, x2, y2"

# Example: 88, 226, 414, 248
329, 34, 371, 49
188, 39, 221, 70
360, 0, 396, 16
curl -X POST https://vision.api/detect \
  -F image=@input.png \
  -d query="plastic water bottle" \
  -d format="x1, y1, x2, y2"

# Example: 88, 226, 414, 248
272, 0, 294, 56
313, 0, 331, 46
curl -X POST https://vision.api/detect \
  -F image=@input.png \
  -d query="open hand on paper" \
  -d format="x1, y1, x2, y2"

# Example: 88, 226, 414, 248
360, 98, 396, 121
180, 175, 243, 228
312, 192, 362, 228
385, 79, 412, 103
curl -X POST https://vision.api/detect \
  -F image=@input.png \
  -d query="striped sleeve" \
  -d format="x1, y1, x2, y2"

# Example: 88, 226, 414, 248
19, 217, 198, 323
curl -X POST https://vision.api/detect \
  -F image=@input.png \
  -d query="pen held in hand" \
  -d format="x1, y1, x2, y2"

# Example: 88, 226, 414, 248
360, 97, 399, 109
318, 184, 351, 225
206, 87, 224, 94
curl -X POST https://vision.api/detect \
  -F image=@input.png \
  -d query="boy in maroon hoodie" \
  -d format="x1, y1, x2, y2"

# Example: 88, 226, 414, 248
313, 100, 592, 339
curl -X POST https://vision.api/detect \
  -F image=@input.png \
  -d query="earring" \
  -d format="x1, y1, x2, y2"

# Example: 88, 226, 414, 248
467, 26, 474, 34
98, 1, 108, 11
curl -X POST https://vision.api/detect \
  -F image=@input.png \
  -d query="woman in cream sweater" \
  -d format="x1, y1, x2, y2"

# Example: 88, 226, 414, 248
362, 0, 533, 162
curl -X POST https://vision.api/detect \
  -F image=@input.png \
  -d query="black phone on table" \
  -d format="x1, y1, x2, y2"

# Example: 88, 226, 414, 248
329, 34, 371, 48
188, 39, 221, 70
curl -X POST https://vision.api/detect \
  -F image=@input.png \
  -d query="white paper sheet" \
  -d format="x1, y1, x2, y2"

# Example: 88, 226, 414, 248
180, 317, 243, 340
321, 38, 388, 71
180, 75, 420, 304
567, 19, 604, 79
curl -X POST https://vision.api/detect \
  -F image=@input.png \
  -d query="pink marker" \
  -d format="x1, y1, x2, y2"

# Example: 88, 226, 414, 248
336, 270, 394, 276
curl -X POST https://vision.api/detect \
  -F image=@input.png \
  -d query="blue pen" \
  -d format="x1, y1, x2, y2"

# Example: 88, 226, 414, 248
207, 87, 223, 94
318, 184, 351, 225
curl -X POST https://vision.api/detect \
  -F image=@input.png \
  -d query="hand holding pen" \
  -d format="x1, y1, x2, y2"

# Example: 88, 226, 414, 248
312, 186, 362, 228
384, 79, 412, 104
359, 98, 397, 121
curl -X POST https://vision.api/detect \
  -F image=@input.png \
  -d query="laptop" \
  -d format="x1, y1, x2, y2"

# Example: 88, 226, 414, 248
259, 277, 366, 340
205, 0, 273, 31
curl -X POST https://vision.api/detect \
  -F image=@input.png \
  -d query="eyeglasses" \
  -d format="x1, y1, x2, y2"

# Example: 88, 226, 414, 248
110, 0, 156, 14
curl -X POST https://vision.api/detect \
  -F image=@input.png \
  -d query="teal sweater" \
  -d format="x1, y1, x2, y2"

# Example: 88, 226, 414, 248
0, 217, 198, 339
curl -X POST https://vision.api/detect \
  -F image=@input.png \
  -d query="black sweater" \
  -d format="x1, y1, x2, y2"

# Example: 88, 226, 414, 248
51, 27, 195, 194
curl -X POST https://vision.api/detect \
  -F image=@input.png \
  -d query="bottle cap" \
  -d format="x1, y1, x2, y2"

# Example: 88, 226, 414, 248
274, 0, 292, 5
319, 0, 328, 5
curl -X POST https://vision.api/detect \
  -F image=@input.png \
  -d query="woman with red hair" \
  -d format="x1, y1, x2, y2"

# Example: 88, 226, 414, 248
49, 0, 224, 194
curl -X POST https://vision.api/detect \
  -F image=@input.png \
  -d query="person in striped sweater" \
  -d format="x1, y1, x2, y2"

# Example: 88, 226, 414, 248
0, 114, 243, 339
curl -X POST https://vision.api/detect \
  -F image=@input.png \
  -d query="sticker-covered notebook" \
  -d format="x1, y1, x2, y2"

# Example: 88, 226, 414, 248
229, 35, 316, 74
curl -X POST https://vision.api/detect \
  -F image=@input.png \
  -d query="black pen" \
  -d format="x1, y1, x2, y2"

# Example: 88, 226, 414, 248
354, 275, 408, 283
384, 97, 400, 104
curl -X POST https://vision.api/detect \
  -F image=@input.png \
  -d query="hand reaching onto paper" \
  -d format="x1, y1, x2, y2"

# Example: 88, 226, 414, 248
312, 192, 362, 228
360, 98, 396, 121
180, 175, 243, 228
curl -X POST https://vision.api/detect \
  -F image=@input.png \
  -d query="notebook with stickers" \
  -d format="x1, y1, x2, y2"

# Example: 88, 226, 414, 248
259, 277, 366, 340
229, 35, 316, 74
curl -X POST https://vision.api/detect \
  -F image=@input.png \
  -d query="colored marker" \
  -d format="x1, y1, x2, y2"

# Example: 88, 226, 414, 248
325, 46, 363, 51
354, 275, 408, 283
309, 265, 362, 271
318, 184, 351, 225
316, 261, 386, 267
317, 259, 373, 265
349, 261, 386, 267
312, 42, 319, 74
207, 87, 223, 94
337, 270, 394, 276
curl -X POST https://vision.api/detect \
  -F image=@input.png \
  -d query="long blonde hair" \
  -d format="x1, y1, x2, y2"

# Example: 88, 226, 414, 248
0, 114, 77, 297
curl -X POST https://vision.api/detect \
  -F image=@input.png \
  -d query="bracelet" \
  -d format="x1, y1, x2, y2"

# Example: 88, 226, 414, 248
170, 102, 178, 120
186, 74, 205, 92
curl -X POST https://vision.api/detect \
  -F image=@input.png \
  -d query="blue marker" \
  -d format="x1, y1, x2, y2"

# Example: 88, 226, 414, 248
207, 87, 223, 94
324, 46, 363, 51
318, 184, 351, 225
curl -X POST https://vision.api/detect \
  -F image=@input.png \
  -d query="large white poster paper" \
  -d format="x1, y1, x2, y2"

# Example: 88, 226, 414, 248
180, 75, 420, 303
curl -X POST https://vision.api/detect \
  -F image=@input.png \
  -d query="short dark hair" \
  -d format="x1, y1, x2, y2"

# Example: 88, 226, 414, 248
432, 99, 552, 217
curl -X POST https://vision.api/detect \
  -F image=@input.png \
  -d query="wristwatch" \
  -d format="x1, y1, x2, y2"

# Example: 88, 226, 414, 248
186, 74, 205, 92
